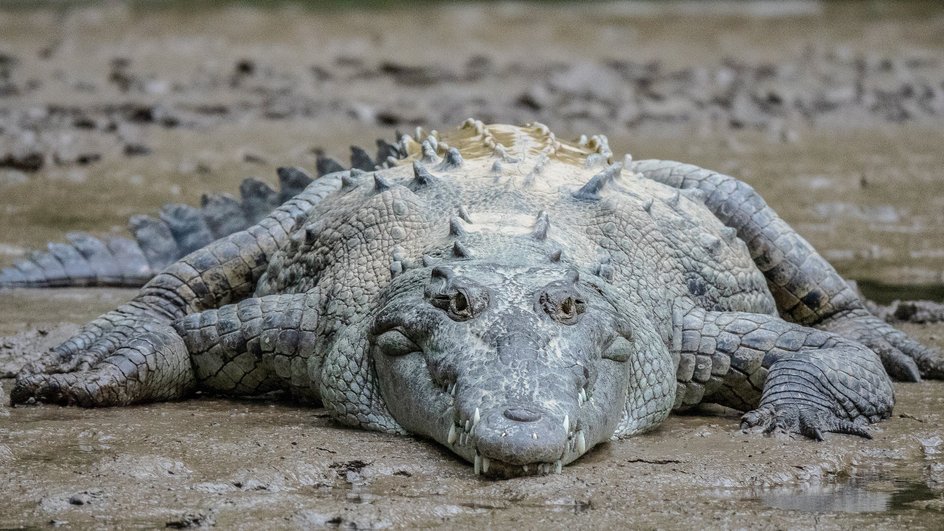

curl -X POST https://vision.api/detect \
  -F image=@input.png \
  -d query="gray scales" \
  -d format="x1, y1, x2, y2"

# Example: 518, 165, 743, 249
2, 121, 941, 478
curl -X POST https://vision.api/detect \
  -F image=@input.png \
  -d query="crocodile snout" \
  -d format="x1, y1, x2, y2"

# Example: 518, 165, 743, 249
474, 406, 567, 466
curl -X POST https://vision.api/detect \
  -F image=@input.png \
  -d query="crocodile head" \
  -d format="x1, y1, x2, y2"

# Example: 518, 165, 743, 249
371, 262, 637, 477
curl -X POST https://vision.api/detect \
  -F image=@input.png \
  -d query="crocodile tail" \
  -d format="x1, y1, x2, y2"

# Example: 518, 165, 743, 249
0, 136, 406, 289
0, 167, 310, 288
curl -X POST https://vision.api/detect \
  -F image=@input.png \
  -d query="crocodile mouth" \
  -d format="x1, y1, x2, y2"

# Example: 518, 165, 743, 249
443, 400, 591, 477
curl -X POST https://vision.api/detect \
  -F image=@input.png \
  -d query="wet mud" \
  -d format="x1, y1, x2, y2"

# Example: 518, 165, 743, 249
2, 303, 944, 529
2, 1, 944, 528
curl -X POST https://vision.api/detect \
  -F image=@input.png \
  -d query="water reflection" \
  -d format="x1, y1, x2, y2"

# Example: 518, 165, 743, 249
747, 472, 942, 514
758, 481, 891, 513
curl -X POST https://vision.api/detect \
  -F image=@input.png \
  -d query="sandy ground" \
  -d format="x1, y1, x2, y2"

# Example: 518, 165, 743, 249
2, 1, 944, 528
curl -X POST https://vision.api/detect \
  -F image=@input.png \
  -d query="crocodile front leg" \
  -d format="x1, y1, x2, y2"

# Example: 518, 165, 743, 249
11, 176, 342, 406
173, 291, 322, 400
673, 303, 893, 440
634, 159, 940, 381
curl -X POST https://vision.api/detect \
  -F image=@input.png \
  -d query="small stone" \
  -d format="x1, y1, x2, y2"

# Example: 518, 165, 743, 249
68, 493, 90, 506
123, 144, 151, 157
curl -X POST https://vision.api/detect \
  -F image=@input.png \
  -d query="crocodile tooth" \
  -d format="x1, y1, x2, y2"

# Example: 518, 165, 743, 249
448, 424, 458, 445
576, 431, 587, 454
460, 432, 467, 446
465, 419, 471, 432
555, 460, 562, 474
474, 453, 482, 475
481, 457, 490, 474
522, 465, 529, 474
623, 154, 633, 168
473, 407, 480, 427
563, 414, 570, 434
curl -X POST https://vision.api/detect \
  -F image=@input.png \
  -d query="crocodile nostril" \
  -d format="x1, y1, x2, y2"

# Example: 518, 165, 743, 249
503, 407, 542, 422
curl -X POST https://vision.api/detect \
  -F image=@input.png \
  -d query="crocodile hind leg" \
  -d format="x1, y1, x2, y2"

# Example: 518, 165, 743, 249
11, 175, 343, 406
172, 292, 322, 400
673, 303, 893, 439
634, 159, 940, 381
11, 321, 194, 407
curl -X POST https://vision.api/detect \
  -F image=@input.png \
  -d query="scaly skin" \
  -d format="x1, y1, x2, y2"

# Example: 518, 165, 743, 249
6, 121, 941, 477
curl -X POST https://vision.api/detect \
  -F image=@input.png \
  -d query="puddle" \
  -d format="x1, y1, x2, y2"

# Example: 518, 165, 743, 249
717, 430, 944, 515
856, 280, 944, 306
752, 472, 941, 514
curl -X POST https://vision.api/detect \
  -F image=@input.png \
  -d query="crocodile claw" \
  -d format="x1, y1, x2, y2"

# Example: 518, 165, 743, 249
819, 311, 941, 382
12, 319, 194, 407
741, 404, 872, 441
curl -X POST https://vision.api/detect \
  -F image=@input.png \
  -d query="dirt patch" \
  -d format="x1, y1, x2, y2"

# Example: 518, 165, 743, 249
1, 317, 944, 528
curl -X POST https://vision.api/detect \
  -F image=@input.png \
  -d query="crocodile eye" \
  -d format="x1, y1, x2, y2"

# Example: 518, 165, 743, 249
538, 290, 586, 325
435, 287, 487, 321
375, 329, 421, 357
425, 270, 488, 322
450, 290, 471, 317
559, 296, 584, 321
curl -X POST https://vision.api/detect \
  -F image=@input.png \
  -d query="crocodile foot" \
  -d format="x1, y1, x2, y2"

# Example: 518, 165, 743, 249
11, 310, 194, 407
740, 404, 872, 441
819, 310, 943, 382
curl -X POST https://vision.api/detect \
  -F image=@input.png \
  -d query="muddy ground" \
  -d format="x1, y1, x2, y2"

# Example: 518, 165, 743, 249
2, 1, 944, 529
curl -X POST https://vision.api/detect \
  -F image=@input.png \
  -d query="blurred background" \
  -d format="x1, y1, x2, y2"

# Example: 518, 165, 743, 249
1, 1, 942, 292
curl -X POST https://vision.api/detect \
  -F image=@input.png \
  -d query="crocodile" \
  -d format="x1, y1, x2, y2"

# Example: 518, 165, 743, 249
0, 142, 400, 288
4, 120, 941, 478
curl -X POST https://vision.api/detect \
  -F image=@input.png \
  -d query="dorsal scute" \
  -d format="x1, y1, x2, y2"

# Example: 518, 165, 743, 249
397, 121, 617, 173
